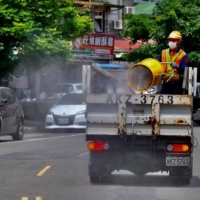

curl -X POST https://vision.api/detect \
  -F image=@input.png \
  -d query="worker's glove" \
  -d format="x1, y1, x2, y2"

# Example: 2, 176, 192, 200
170, 62, 179, 68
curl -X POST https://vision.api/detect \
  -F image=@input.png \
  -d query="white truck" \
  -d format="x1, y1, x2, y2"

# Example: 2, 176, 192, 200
82, 58, 197, 185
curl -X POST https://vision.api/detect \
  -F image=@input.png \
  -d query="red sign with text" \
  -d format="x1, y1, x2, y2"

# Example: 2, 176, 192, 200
73, 33, 115, 55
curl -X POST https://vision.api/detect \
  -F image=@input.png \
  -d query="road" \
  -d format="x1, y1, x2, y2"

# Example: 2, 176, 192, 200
0, 128, 199, 200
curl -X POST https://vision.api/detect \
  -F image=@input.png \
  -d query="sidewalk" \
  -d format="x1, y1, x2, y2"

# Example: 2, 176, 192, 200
24, 120, 45, 133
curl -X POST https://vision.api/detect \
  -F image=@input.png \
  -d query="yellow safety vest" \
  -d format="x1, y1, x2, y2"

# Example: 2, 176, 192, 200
161, 49, 186, 81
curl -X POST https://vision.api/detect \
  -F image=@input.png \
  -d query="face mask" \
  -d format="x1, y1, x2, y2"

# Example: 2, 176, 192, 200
168, 41, 177, 49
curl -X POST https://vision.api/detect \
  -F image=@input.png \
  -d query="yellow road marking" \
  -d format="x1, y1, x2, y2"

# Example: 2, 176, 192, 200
37, 166, 51, 176
21, 197, 42, 200
78, 152, 89, 157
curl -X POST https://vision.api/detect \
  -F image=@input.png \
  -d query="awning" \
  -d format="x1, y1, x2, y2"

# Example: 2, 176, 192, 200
114, 36, 143, 51
95, 63, 124, 69
134, 2, 156, 15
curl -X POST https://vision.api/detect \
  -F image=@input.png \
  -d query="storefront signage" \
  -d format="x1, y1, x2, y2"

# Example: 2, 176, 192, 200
73, 33, 115, 55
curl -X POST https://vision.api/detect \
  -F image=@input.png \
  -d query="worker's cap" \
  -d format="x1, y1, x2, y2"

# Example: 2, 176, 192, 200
168, 31, 182, 41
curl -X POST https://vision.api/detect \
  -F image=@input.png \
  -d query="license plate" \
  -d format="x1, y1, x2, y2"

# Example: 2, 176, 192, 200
58, 118, 69, 124
166, 157, 190, 166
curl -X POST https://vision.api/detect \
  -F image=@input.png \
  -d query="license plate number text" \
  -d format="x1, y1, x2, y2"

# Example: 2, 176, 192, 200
166, 157, 190, 166
58, 118, 69, 124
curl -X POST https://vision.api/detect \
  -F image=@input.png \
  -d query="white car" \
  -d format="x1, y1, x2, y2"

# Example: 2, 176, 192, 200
45, 93, 86, 130
52, 83, 82, 99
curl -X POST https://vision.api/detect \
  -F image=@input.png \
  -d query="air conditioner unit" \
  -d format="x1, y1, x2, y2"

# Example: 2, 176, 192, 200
125, 6, 135, 14
112, 20, 123, 30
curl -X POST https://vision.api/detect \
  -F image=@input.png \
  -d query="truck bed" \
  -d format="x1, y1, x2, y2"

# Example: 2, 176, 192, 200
86, 93, 192, 136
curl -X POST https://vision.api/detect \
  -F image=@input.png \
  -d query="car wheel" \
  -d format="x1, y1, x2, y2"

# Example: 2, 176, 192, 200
12, 119, 24, 141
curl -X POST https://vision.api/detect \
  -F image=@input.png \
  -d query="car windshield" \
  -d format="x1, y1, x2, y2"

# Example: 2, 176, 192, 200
57, 94, 86, 105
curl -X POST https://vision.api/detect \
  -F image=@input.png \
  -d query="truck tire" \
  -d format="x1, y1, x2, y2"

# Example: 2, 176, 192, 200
170, 178, 190, 186
90, 175, 100, 183
101, 174, 111, 183
169, 167, 191, 186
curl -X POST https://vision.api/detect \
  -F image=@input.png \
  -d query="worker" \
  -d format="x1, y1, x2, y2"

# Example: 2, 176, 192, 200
158, 31, 189, 94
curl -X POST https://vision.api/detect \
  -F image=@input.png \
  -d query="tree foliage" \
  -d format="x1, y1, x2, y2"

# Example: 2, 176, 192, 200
122, 0, 200, 70
0, 0, 94, 78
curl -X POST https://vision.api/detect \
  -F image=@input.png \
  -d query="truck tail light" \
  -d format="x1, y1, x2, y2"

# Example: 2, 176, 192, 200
87, 142, 110, 151
166, 144, 189, 153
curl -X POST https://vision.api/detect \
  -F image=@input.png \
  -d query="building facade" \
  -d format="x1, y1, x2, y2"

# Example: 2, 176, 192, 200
75, 0, 158, 34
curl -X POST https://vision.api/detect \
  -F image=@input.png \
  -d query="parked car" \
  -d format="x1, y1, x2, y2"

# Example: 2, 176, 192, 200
45, 93, 86, 130
0, 87, 24, 140
52, 83, 82, 99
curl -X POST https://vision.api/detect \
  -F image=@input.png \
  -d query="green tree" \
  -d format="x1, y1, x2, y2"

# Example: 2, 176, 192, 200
0, 0, 93, 78
122, 0, 200, 71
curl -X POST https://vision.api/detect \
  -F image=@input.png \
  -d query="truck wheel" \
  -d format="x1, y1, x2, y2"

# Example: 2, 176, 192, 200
90, 175, 100, 183
181, 179, 190, 185
170, 178, 190, 186
169, 167, 191, 186
101, 174, 111, 183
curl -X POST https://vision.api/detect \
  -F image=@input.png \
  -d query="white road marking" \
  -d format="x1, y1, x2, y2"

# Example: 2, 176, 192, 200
78, 152, 89, 157
21, 197, 43, 200
0, 134, 85, 144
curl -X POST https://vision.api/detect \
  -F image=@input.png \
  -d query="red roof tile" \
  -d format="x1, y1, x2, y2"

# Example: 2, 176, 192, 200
115, 37, 142, 51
